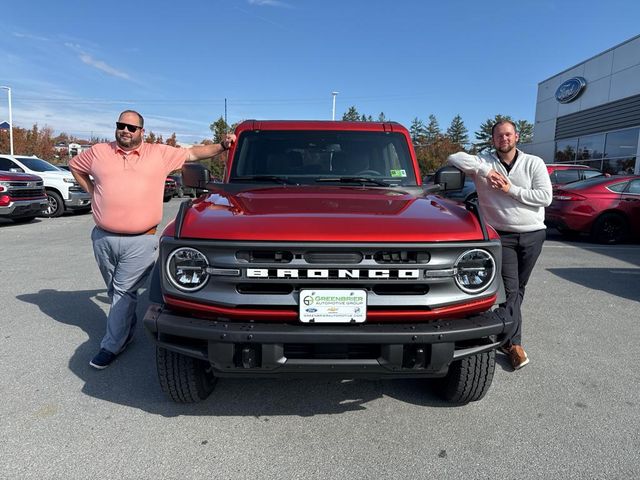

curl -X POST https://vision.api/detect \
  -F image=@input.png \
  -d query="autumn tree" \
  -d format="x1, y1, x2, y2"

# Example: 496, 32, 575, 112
145, 131, 158, 144
377, 112, 388, 122
446, 114, 469, 147
415, 136, 462, 176
165, 133, 178, 147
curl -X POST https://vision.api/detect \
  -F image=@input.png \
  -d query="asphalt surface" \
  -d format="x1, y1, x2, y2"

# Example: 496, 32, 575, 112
1, 200, 639, 479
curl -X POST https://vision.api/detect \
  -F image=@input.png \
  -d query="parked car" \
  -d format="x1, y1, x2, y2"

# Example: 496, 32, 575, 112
168, 173, 196, 198
546, 164, 605, 187
0, 171, 48, 223
0, 155, 91, 217
163, 177, 176, 202
545, 175, 640, 244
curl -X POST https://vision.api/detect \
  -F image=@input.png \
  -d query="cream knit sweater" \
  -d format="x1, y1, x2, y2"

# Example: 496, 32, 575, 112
447, 150, 552, 233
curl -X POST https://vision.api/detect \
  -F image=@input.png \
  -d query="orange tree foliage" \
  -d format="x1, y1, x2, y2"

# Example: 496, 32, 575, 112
0, 124, 57, 161
414, 136, 465, 177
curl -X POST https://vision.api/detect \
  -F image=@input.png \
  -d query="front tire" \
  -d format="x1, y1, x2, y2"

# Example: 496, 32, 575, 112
163, 195, 171, 203
156, 347, 217, 403
42, 191, 64, 217
437, 350, 495, 404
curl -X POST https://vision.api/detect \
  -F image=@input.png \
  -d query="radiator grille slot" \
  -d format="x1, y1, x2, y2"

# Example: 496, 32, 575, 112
304, 251, 363, 264
236, 250, 293, 263
374, 251, 430, 264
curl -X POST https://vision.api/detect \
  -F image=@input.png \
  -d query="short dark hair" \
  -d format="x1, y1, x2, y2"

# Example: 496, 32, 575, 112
491, 119, 517, 136
119, 110, 144, 128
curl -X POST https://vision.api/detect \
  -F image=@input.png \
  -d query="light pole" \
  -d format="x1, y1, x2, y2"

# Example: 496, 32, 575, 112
0, 86, 14, 155
331, 91, 339, 121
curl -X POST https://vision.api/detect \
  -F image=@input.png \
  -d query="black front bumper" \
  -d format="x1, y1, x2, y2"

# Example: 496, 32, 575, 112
143, 304, 512, 379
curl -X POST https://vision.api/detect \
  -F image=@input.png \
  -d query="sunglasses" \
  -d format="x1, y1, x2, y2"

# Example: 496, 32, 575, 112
116, 122, 142, 133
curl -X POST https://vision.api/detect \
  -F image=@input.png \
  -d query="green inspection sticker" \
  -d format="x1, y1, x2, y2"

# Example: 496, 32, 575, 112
390, 169, 407, 177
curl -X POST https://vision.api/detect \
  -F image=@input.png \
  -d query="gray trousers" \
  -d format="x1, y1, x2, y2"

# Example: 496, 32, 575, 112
91, 227, 158, 354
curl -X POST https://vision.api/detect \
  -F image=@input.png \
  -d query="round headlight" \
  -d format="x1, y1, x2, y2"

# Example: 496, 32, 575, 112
166, 247, 209, 292
454, 249, 496, 294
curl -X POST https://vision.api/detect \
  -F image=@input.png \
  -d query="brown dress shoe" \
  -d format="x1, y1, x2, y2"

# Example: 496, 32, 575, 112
508, 344, 530, 370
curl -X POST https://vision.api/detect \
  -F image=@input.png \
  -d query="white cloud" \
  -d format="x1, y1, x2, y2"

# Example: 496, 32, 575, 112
78, 53, 131, 80
248, 0, 290, 7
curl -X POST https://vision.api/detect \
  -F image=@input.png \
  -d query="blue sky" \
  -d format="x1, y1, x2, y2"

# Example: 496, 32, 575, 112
1, 0, 639, 144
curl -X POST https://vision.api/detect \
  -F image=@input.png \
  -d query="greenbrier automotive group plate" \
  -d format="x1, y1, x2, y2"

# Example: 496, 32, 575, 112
299, 289, 367, 323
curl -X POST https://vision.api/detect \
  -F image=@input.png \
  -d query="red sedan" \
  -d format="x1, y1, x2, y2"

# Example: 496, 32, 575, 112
545, 175, 640, 244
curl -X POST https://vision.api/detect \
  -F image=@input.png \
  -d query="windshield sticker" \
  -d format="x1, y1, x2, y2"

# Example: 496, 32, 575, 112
390, 169, 407, 177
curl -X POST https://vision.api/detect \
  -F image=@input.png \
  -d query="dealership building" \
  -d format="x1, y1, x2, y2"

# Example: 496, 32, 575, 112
525, 34, 640, 175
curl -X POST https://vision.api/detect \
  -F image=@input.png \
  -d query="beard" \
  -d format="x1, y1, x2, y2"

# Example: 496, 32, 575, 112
116, 131, 142, 150
495, 143, 516, 154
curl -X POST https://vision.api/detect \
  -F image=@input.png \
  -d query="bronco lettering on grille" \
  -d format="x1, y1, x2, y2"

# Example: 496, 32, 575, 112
246, 268, 421, 279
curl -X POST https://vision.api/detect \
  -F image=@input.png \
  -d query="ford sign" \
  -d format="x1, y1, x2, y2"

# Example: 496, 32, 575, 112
555, 77, 587, 104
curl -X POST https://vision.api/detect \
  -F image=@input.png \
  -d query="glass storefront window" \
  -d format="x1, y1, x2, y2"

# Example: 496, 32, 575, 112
555, 138, 577, 162
602, 158, 636, 175
604, 128, 639, 158
577, 134, 605, 160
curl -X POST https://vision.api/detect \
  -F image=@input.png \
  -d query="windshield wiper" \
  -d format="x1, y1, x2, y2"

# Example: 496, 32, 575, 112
231, 175, 297, 185
316, 176, 391, 187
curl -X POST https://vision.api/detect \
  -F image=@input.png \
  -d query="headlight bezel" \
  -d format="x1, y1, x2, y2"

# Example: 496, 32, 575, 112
453, 248, 496, 294
166, 247, 210, 292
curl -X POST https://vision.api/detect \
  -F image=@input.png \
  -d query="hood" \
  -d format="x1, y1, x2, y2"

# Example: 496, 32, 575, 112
0, 171, 43, 182
166, 186, 486, 242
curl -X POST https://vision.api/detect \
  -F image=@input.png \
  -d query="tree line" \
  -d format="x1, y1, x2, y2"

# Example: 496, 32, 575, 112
1, 109, 533, 177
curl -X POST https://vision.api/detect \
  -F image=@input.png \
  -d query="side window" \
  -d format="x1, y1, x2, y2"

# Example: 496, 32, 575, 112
0, 157, 19, 171
608, 181, 628, 193
583, 170, 603, 180
548, 171, 557, 183
626, 180, 640, 194
555, 169, 580, 184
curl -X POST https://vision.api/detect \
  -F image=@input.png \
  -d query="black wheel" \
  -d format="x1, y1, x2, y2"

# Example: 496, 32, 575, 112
591, 212, 629, 244
437, 350, 495, 404
156, 347, 217, 403
163, 195, 171, 203
12, 215, 37, 224
42, 191, 64, 217
175, 187, 184, 198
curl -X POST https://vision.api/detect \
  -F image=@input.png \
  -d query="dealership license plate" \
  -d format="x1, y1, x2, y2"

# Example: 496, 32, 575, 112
299, 289, 367, 323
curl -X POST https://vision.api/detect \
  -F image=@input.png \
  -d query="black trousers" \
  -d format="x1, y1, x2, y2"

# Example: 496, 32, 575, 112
497, 229, 546, 346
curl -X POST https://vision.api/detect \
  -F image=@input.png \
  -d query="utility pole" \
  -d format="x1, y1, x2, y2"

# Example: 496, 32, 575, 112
331, 91, 339, 121
224, 98, 227, 126
0, 86, 14, 155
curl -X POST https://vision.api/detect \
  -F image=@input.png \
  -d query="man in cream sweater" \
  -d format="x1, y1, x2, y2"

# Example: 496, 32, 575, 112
447, 120, 552, 370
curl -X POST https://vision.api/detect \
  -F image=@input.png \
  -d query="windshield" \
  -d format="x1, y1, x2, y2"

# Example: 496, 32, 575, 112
17, 157, 62, 172
229, 130, 417, 186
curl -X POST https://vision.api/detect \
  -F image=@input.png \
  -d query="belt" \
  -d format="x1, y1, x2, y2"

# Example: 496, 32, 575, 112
99, 226, 157, 236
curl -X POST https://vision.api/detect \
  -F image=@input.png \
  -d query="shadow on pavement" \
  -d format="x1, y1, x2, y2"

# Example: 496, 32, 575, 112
547, 268, 639, 303
17, 288, 460, 415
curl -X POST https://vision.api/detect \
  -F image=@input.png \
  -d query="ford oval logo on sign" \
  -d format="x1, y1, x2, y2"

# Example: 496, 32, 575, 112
555, 77, 587, 104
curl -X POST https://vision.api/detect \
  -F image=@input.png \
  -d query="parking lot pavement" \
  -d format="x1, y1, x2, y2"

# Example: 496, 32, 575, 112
1, 203, 639, 479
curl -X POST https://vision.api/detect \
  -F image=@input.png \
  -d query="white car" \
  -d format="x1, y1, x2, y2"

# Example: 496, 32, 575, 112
0, 155, 91, 217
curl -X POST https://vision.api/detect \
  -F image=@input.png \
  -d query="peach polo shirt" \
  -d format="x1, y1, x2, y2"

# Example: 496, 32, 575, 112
70, 141, 188, 234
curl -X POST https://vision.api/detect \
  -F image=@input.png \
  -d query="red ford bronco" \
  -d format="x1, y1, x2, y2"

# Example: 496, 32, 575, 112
144, 120, 511, 404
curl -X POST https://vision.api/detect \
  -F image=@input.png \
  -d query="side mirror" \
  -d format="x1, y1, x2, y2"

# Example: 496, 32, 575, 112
434, 166, 465, 191
182, 163, 210, 189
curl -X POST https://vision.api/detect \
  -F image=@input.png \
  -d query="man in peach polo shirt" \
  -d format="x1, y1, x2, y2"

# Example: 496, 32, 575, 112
70, 110, 235, 369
